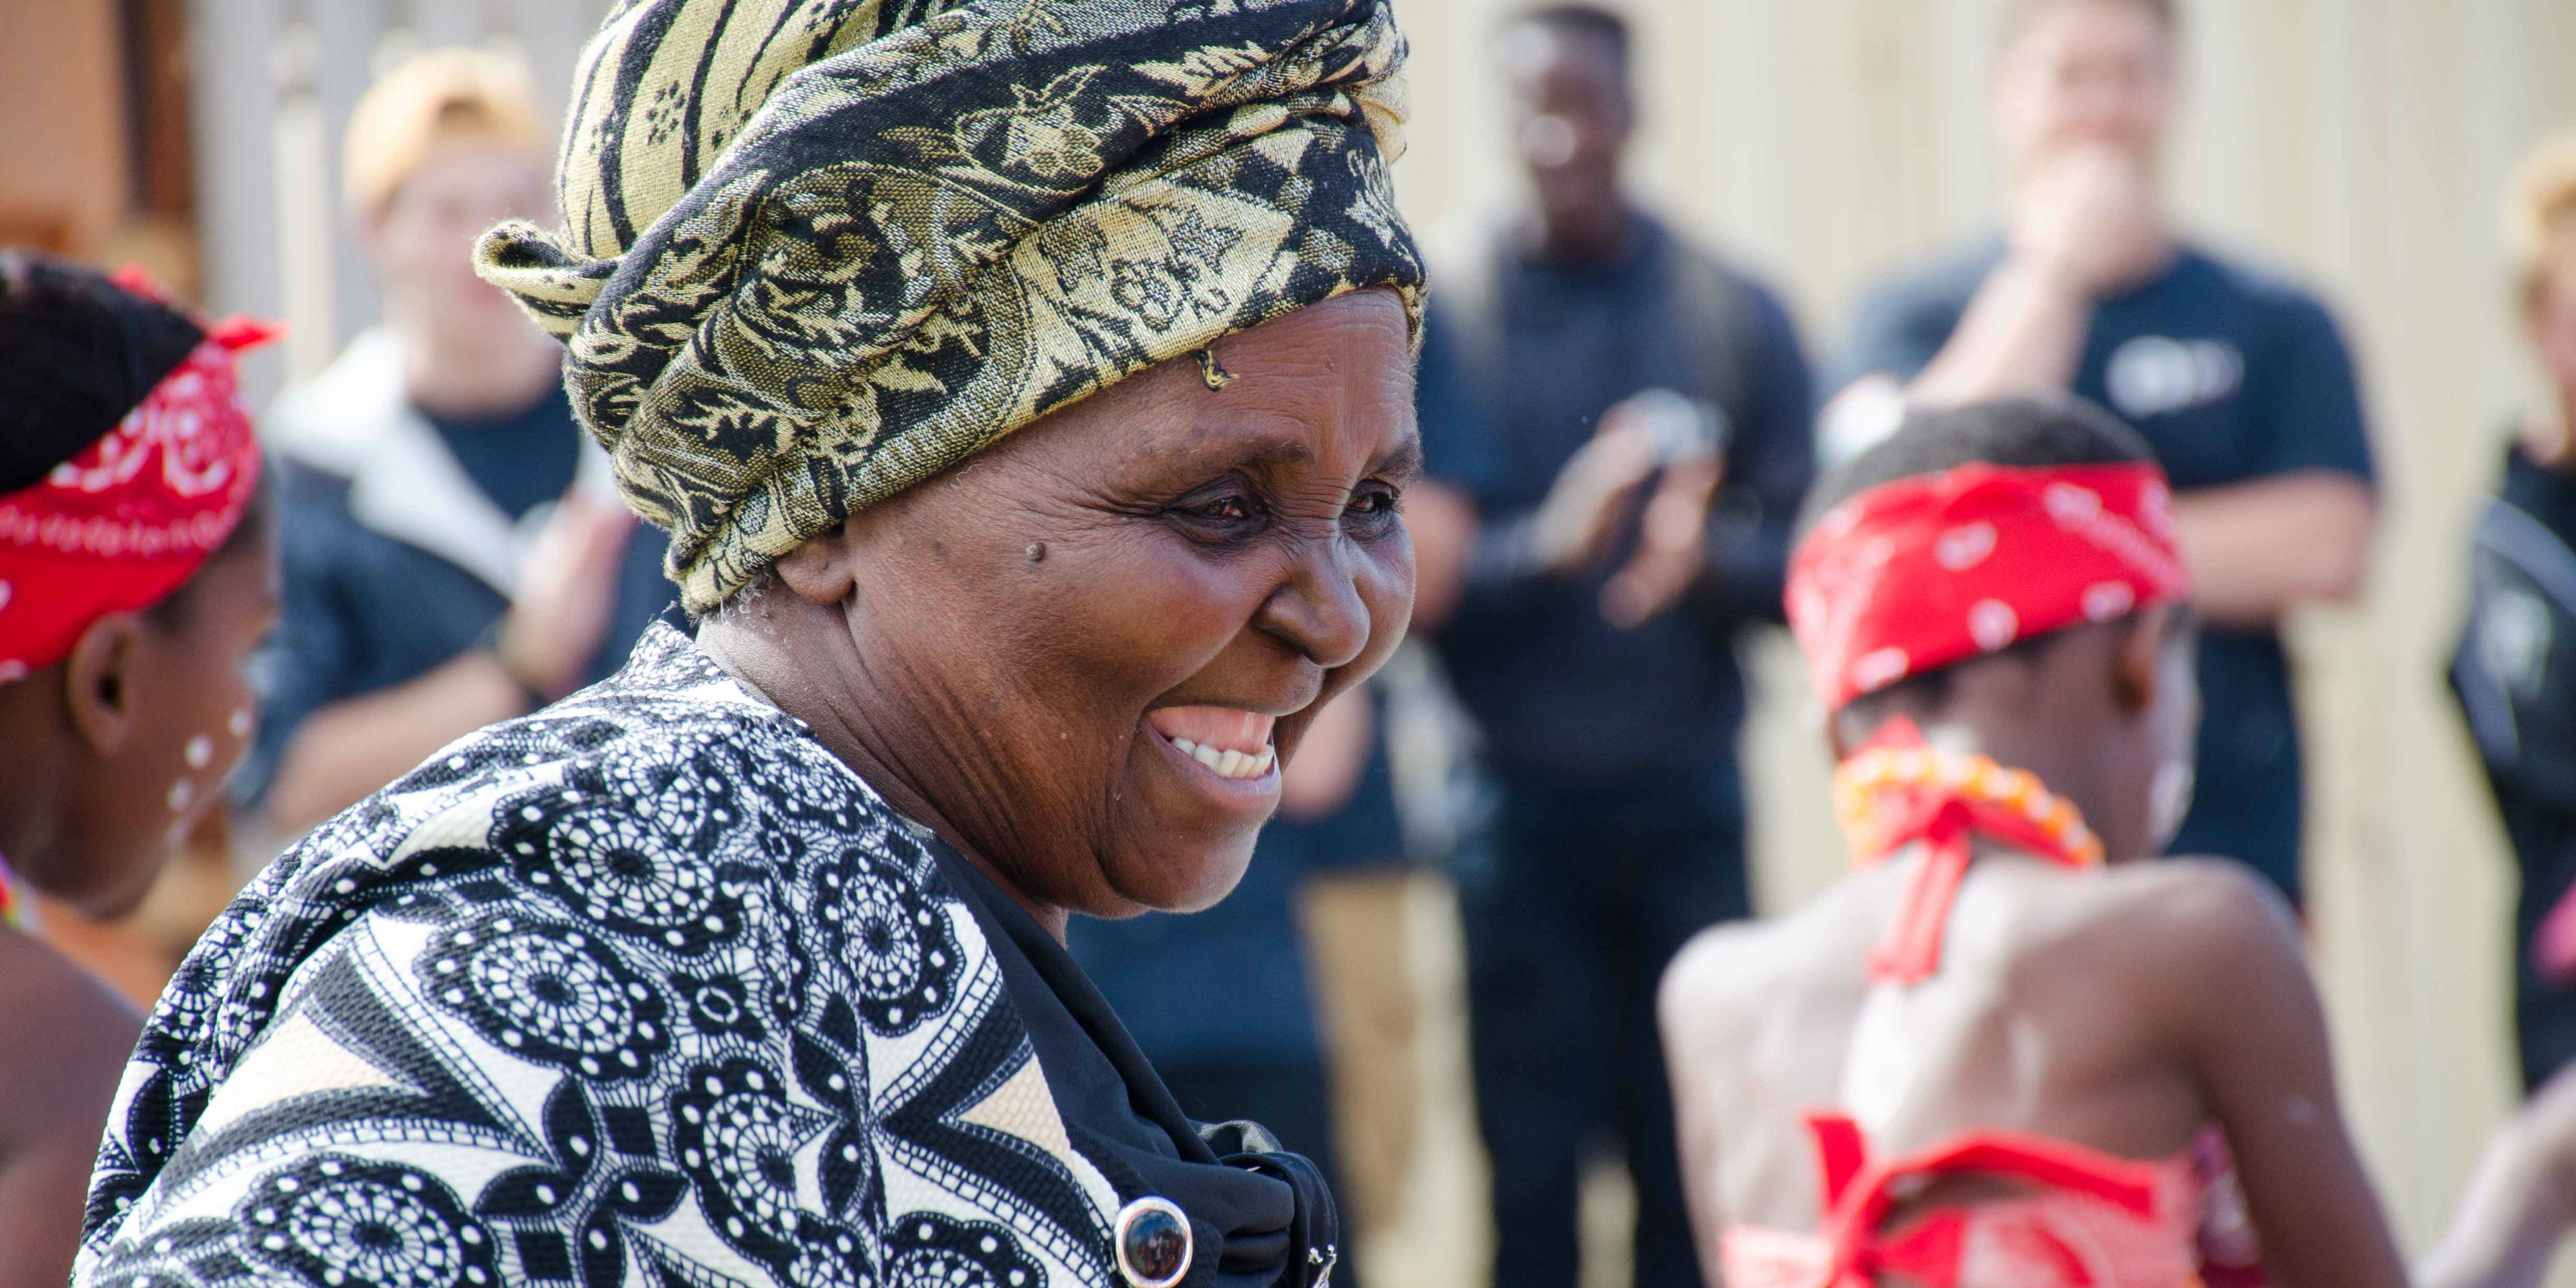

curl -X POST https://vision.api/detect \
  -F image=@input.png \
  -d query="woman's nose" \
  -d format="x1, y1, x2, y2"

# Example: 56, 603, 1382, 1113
1255, 535, 1374, 670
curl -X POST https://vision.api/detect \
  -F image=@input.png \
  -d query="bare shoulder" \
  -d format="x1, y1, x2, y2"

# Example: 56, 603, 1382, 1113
0, 931, 141, 1153
2081, 857, 2308, 1001
1658, 909, 1834, 1056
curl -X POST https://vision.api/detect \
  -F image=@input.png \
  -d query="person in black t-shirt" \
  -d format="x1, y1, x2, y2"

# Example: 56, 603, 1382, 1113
2452, 129, 2576, 1095
1833, 0, 2376, 905
242, 50, 676, 838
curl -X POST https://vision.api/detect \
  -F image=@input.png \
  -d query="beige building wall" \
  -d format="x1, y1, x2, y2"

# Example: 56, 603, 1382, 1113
1372, 0, 2576, 1272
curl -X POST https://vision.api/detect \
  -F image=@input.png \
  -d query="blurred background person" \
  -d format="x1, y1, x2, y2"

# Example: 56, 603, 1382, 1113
2452, 129, 2576, 1097
1425, 6, 1817, 1287
1071, 327, 1492, 1288
1830, 0, 2376, 909
0, 254, 276, 1288
239, 48, 674, 840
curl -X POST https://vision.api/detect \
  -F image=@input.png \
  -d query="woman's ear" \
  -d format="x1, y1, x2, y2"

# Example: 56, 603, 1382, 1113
61, 612, 146, 755
771, 522, 860, 607
2110, 604, 2174, 719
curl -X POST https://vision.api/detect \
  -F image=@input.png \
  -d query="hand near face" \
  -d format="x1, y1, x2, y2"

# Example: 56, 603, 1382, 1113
496, 491, 635, 701
2011, 143, 2164, 294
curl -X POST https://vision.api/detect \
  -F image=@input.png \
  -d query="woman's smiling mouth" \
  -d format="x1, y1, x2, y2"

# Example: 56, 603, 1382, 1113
1145, 706, 1278, 781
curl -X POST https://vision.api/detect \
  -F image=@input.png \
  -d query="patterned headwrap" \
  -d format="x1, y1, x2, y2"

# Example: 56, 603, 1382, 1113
0, 265, 275, 681
476, 0, 1425, 613
1786, 462, 2194, 712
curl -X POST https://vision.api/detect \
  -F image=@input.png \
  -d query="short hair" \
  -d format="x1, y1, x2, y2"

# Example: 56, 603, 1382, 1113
342, 47, 549, 214
2506, 129, 2576, 318
1506, 3, 1632, 76
1800, 397, 2165, 725
0, 251, 204, 495
1798, 395, 2157, 538
1999, 0, 2181, 49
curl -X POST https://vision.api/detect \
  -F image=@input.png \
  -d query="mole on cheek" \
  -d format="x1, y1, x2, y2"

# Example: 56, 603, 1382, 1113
1025, 542, 1046, 565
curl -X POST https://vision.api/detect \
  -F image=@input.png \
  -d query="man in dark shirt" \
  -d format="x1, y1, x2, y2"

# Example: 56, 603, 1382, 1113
1428, 9, 1815, 1287
239, 50, 675, 836
1833, 0, 2375, 905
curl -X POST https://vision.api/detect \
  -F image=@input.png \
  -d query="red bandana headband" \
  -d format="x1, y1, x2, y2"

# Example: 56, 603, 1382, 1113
0, 274, 276, 682
1786, 462, 2193, 712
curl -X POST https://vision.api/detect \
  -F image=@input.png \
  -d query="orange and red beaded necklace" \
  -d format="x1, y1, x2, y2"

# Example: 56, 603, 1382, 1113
1832, 717, 2104, 985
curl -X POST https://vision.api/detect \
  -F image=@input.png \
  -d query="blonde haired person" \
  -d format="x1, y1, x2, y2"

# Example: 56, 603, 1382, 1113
2430, 131, 2576, 1288
243, 46, 674, 842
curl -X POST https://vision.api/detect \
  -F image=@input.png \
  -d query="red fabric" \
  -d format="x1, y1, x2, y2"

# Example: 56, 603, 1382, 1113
0, 291, 276, 679
1804, 1111, 2166, 1288
1845, 720, 2099, 985
1787, 462, 2192, 712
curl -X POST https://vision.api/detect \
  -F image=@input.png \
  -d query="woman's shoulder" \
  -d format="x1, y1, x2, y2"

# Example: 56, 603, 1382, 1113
79, 634, 1126, 1288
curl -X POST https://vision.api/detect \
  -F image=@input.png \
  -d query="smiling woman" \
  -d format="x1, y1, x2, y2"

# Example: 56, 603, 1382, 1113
71, 3, 1423, 1287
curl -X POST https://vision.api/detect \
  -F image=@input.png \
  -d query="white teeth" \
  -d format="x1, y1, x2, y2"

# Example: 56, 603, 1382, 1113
1168, 732, 1277, 779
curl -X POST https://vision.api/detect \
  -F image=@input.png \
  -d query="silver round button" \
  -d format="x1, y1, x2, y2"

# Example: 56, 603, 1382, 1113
1113, 1195, 1191, 1288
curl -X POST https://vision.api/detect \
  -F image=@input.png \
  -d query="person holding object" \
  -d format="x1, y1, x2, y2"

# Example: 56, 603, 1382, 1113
242, 48, 675, 840
1427, 8, 1818, 1285
1659, 396, 2405, 1288
1833, 0, 2376, 906
0, 255, 278, 1288
75, 1, 1425, 1285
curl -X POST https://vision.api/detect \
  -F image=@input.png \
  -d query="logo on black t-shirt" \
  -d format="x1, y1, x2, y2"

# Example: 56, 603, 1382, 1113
2105, 336, 2245, 420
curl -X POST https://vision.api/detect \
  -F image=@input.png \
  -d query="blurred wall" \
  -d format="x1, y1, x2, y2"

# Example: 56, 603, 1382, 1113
1389, 0, 2576, 1264
0, 0, 129, 253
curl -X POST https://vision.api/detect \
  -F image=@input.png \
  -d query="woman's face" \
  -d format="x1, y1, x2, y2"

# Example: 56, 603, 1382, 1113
2533, 237, 2576, 396
830, 289, 1419, 917
51, 526, 277, 917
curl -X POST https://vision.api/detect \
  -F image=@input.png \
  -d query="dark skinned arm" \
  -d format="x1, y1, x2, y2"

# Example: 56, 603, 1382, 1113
2161, 862, 2407, 1288
0, 934, 141, 1288
2418, 1064, 2576, 1288
1658, 932, 1739, 1288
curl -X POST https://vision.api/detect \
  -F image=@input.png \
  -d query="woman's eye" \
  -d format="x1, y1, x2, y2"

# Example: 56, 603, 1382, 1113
1189, 495, 1257, 523
1349, 489, 1399, 518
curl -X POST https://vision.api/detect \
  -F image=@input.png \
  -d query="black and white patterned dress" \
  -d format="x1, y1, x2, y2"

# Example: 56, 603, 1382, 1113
75, 625, 1318, 1288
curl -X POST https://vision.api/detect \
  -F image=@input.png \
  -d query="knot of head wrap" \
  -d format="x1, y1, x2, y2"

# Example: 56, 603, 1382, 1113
475, 0, 1425, 613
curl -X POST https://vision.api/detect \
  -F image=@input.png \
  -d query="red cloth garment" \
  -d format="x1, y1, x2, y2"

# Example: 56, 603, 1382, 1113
0, 307, 275, 679
1786, 462, 2193, 712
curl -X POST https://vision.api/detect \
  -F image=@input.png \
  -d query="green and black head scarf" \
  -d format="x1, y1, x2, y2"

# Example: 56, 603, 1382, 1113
476, 0, 1425, 613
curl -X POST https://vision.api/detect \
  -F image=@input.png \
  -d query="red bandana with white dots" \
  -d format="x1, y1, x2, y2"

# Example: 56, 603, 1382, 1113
1786, 462, 2192, 712
0, 306, 274, 683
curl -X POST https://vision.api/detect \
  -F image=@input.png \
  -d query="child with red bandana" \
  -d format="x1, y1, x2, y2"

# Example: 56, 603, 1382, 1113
0, 253, 276, 1288
1657, 396, 2403, 1288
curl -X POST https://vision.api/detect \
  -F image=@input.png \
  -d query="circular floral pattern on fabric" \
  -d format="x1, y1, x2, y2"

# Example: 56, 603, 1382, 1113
489, 744, 756, 952
884, 1211, 1043, 1288
421, 916, 670, 1082
237, 1155, 497, 1288
671, 1057, 871, 1284
809, 837, 960, 1036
